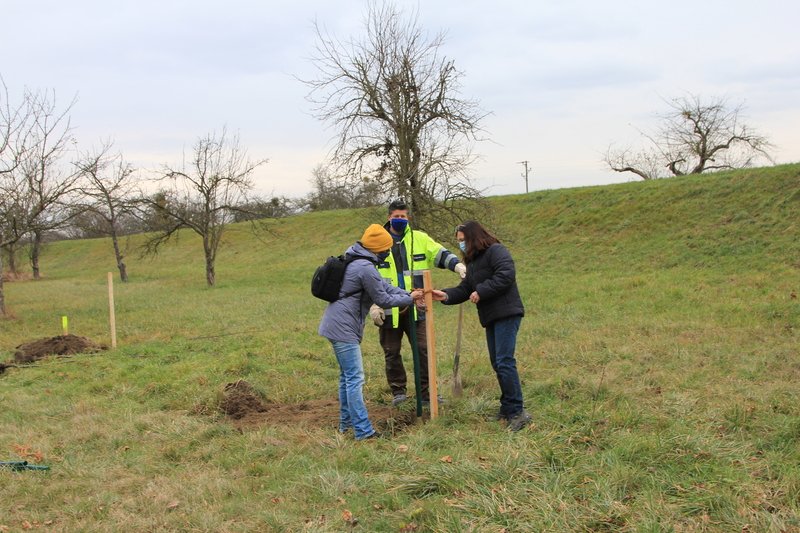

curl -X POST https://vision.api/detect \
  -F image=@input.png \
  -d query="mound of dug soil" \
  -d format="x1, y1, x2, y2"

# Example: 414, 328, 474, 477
220, 380, 269, 419
14, 334, 107, 363
220, 379, 418, 433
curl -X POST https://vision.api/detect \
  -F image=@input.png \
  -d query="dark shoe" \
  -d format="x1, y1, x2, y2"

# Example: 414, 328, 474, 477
507, 410, 532, 432
493, 410, 508, 421
391, 394, 408, 407
361, 431, 383, 440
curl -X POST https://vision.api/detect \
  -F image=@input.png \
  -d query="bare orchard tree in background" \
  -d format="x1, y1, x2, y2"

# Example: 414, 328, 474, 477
20, 88, 80, 279
1, 79, 24, 280
305, 3, 487, 232
605, 94, 773, 180
0, 78, 28, 315
230, 196, 300, 221
75, 142, 138, 282
303, 163, 382, 211
143, 128, 268, 287
0, 84, 77, 316
1, 241, 23, 276
0, 154, 66, 315
1, 77, 31, 177
0, 181, 28, 315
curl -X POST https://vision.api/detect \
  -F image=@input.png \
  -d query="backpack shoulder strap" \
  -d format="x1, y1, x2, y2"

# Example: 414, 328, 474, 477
339, 256, 365, 299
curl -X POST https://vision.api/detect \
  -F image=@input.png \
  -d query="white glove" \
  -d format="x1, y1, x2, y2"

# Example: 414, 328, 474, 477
454, 263, 467, 279
369, 304, 385, 326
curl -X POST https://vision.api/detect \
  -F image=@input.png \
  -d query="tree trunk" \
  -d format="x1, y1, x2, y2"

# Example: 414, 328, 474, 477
111, 231, 128, 282
5, 243, 19, 275
205, 255, 215, 286
31, 230, 42, 280
0, 249, 6, 317
204, 238, 216, 287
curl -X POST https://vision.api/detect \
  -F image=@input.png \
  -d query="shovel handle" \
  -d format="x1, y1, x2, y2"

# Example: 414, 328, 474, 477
453, 304, 464, 370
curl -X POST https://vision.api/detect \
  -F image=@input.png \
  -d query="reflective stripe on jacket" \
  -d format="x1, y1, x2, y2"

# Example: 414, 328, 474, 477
376, 224, 460, 327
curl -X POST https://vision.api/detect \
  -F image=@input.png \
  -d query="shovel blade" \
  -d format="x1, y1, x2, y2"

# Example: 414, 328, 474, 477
452, 373, 463, 397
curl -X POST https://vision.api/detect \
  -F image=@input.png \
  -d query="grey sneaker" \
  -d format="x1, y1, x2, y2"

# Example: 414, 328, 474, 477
391, 394, 408, 407
421, 395, 445, 407
493, 410, 507, 421
507, 410, 532, 432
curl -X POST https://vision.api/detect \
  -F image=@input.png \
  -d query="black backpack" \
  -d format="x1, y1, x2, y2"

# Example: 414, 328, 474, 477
311, 255, 362, 302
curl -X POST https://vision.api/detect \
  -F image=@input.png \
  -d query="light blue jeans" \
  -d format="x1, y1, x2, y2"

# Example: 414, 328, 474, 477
331, 340, 375, 440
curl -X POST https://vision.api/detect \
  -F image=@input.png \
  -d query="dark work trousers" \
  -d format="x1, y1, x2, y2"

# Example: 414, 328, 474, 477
485, 315, 525, 418
379, 310, 429, 399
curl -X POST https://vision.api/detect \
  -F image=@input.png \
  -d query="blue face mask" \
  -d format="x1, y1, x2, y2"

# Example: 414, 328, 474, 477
390, 218, 408, 233
458, 241, 467, 253
376, 250, 391, 262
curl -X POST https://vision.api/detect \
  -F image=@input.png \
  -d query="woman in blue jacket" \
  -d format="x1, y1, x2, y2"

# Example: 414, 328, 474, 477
319, 224, 423, 440
431, 221, 532, 432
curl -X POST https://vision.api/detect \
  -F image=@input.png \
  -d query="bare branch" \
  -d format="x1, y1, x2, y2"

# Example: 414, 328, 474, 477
302, 3, 487, 225
605, 94, 773, 180
74, 141, 140, 281
142, 128, 268, 286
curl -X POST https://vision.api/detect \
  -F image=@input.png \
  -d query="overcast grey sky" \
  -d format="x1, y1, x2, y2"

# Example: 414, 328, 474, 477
2, 0, 798, 198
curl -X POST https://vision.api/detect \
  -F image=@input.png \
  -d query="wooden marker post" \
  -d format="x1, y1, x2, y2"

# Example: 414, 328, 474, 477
422, 270, 439, 418
107, 272, 117, 349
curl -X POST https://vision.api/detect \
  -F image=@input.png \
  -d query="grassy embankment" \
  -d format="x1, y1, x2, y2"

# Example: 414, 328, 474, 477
1, 164, 799, 531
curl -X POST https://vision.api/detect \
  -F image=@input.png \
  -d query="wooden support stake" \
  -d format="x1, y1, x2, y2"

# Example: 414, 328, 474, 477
107, 272, 117, 349
422, 270, 438, 418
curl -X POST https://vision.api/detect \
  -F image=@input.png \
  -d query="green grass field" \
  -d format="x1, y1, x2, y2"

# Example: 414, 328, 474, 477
1, 164, 799, 531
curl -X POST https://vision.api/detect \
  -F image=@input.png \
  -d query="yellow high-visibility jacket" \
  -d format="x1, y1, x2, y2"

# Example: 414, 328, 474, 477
376, 223, 460, 328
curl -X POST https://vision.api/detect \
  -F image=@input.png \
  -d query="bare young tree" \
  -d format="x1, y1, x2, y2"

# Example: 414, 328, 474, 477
0, 164, 43, 315
18, 88, 80, 279
1, 80, 30, 314
605, 94, 773, 180
304, 163, 382, 212
304, 3, 487, 228
1, 242, 22, 276
75, 142, 138, 282
143, 128, 268, 287
0, 201, 17, 315
231, 196, 300, 221
1, 84, 76, 314
0, 76, 33, 177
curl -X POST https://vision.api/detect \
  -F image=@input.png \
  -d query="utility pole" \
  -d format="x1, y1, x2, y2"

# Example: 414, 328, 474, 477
518, 160, 531, 193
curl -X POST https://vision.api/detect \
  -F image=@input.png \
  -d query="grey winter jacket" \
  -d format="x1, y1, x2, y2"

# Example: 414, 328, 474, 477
318, 242, 415, 343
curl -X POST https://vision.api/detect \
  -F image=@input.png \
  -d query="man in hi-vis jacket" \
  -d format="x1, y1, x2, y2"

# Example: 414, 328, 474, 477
369, 199, 466, 406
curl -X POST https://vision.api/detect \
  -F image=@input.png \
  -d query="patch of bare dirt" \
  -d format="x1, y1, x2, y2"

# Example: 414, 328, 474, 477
13, 334, 107, 363
1, 271, 33, 282
220, 379, 419, 433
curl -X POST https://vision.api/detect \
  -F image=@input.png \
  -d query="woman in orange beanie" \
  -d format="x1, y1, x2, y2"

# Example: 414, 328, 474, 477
319, 224, 423, 440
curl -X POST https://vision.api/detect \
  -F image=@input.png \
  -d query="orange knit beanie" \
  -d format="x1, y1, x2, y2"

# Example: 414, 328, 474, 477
360, 224, 393, 253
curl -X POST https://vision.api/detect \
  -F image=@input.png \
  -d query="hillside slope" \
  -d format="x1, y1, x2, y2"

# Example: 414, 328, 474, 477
1, 164, 798, 531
